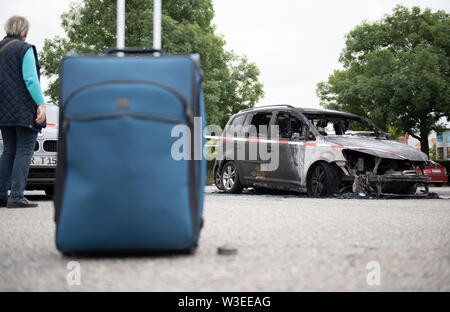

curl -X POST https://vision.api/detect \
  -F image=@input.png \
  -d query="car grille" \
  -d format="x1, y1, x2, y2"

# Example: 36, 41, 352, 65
28, 167, 56, 179
43, 140, 57, 152
34, 141, 39, 151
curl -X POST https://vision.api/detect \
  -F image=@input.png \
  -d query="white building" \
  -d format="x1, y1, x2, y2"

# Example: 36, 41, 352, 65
436, 129, 450, 160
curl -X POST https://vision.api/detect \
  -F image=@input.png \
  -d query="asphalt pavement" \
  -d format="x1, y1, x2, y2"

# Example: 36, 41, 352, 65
0, 186, 449, 291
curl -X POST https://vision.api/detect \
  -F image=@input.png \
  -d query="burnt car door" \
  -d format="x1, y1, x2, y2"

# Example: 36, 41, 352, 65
221, 112, 247, 164
265, 111, 307, 188
239, 111, 274, 182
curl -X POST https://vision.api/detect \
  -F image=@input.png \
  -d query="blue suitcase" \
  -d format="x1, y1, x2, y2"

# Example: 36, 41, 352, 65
54, 1, 205, 254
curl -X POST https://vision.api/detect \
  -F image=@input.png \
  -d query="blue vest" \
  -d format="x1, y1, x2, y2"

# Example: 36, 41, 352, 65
0, 36, 42, 131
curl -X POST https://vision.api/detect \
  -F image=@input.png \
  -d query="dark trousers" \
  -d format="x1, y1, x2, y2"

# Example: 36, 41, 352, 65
0, 126, 38, 200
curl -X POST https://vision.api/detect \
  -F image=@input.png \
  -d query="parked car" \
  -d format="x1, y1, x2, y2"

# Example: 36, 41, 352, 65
0, 102, 59, 196
416, 160, 448, 186
213, 105, 430, 197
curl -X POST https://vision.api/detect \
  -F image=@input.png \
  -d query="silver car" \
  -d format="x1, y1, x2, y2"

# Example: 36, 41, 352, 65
0, 102, 59, 196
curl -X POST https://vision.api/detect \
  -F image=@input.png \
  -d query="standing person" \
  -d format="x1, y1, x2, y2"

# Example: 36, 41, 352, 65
0, 16, 46, 208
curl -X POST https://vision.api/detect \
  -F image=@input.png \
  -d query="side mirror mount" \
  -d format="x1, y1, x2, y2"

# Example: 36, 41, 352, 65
307, 129, 315, 141
291, 132, 302, 141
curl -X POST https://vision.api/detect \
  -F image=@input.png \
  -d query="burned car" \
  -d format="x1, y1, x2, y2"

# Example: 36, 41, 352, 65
213, 105, 430, 197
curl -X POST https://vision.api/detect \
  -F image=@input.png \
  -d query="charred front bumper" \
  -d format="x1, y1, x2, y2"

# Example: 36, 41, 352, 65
341, 169, 431, 197
338, 149, 431, 197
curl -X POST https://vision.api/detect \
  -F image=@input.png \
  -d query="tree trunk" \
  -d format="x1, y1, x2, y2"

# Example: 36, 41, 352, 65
419, 130, 429, 156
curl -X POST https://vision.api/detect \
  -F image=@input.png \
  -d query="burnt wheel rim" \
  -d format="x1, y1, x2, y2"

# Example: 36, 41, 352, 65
222, 164, 236, 190
311, 165, 326, 195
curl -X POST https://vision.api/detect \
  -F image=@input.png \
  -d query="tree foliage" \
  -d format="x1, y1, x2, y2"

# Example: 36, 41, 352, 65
317, 6, 449, 155
39, 0, 264, 126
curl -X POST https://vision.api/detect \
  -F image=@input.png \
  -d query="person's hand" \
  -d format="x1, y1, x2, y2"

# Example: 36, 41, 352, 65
36, 104, 46, 124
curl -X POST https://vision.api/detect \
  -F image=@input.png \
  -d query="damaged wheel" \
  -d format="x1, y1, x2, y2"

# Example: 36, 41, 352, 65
307, 162, 340, 197
221, 161, 243, 194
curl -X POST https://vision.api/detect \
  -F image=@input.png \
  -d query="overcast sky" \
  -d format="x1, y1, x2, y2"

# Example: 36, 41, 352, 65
1, 0, 449, 109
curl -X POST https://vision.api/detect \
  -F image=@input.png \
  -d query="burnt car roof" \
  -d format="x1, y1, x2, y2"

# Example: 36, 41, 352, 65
238, 105, 360, 119
296, 108, 359, 118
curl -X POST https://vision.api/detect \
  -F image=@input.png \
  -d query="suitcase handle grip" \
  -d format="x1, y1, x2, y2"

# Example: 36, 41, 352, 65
106, 48, 164, 55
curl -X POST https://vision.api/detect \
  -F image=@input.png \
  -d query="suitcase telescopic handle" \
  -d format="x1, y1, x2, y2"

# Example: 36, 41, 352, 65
115, 0, 162, 55
106, 48, 164, 55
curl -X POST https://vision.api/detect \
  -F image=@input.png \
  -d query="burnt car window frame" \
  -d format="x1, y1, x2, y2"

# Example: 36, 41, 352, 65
289, 109, 317, 141
224, 113, 247, 137
274, 110, 306, 140
244, 111, 275, 139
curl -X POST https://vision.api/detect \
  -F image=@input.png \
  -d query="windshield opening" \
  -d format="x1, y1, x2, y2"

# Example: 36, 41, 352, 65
305, 114, 387, 139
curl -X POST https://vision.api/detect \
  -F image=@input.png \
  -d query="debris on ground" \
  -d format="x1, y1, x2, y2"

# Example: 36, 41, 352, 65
217, 244, 238, 256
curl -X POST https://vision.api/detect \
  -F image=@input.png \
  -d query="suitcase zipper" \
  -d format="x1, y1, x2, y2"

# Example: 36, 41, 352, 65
64, 112, 186, 126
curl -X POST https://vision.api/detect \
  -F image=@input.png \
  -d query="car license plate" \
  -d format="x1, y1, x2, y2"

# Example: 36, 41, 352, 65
431, 169, 441, 173
31, 156, 57, 166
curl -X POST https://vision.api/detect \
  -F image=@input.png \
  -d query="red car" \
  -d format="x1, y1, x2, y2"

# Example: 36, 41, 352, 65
416, 161, 448, 186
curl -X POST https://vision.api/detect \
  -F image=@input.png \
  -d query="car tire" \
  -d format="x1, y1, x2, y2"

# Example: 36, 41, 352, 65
307, 162, 340, 197
221, 161, 243, 194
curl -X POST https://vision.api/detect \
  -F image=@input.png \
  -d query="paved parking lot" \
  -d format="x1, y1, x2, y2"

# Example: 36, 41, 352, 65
0, 186, 449, 291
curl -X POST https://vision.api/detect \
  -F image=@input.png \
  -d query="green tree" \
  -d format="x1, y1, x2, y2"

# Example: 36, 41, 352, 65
429, 141, 437, 160
317, 5, 449, 155
39, 0, 264, 127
